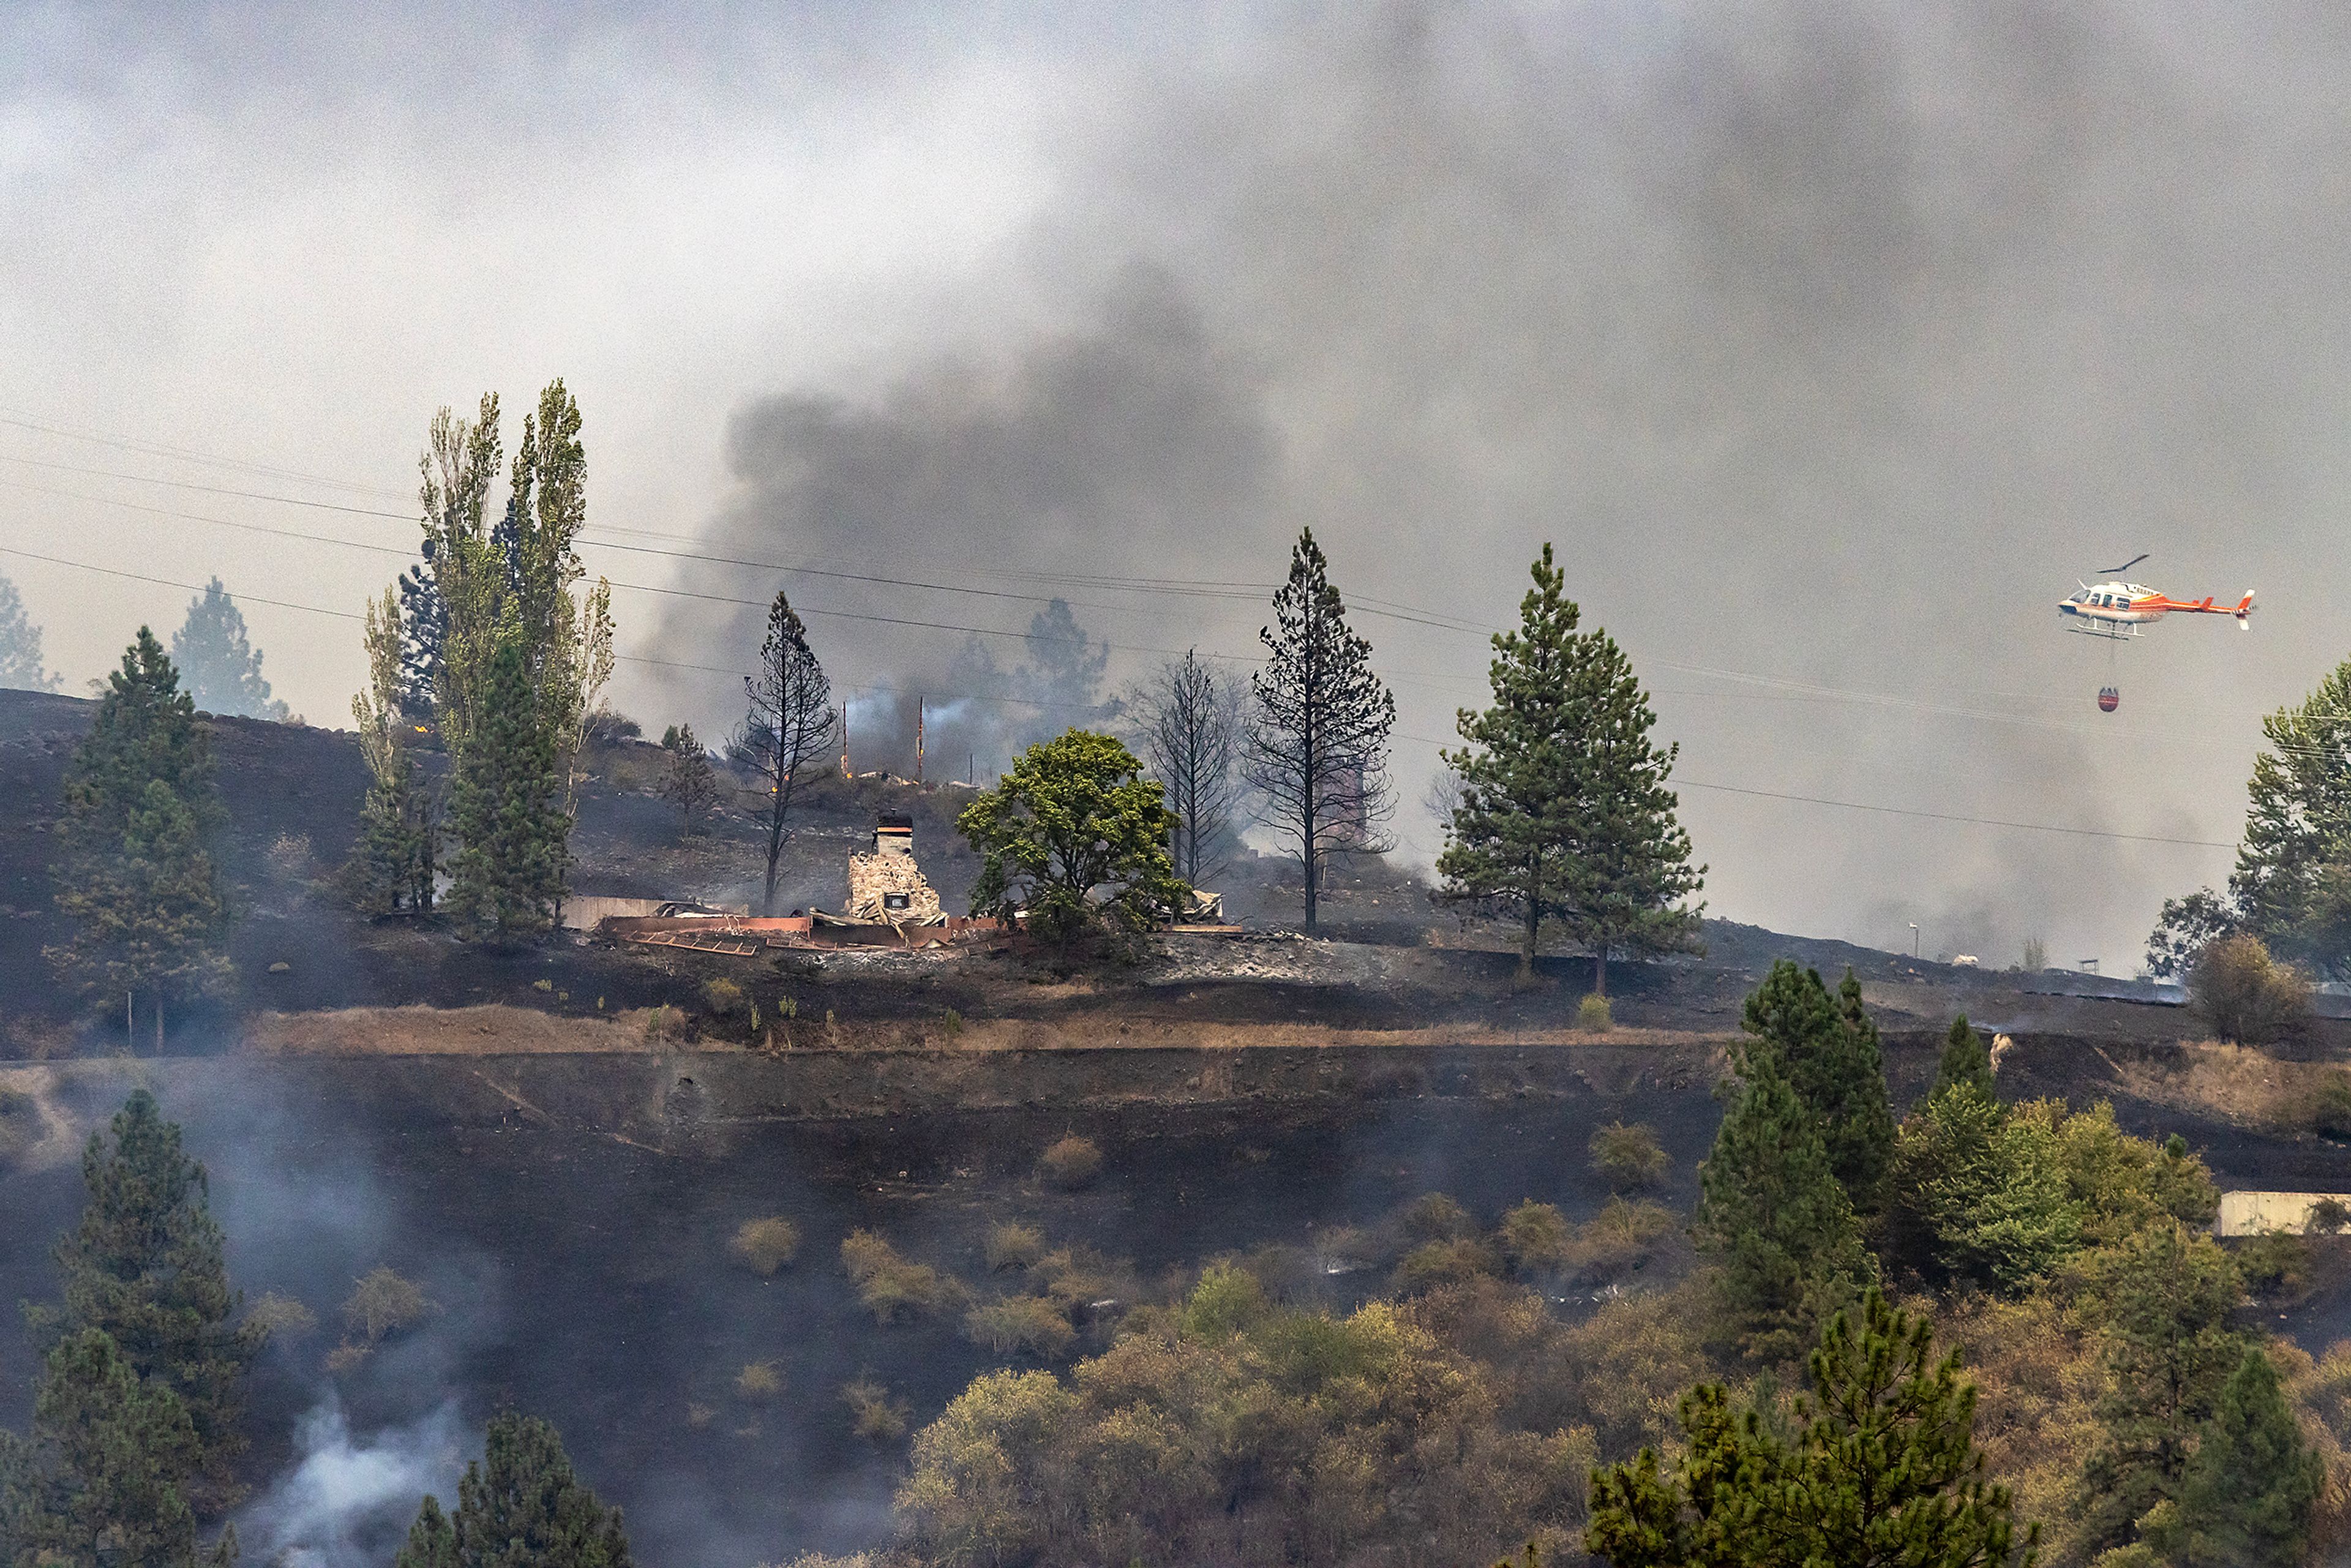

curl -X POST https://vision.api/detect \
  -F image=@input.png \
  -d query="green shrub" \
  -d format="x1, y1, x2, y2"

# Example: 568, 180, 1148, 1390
1588, 1121, 1670, 1191
1391, 1237, 1499, 1294
841, 1230, 958, 1324
248, 1291, 318, 1344
2311, 1197, 2351, 1235
2304, 1073, 2351, 1139
702, 978, 746, 1017
964, 1295, 1078, 1358
735, 1359, 784, 1400
729, 1217, 802, 1275
1037, 1135, 1104, 1190
1578, 993, 1613, 1032
2191, 934, 2312, 1046
1498, 1199, 1572, 1274
984, 1221, 1045, 1272
1032, 1246, 1129, 1313
2235, 1231, 2309, 1299
1565, 1198, 1676, 1282
343, 1267, 433, 1344
841, 1379, 909, 1444
1400, 1193, 1474, 1244
1180, 1262, 1270, 1340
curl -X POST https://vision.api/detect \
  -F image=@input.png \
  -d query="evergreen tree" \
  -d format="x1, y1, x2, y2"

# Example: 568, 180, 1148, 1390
0, 1328, 225, 1568
658, 724, 721, 836
399, 1411, 631, 1568
394, 1494, 458, 1568
1888, 1081, 2081, 1292
350, 585, 437, 914
48, 630, 232, 1027
445, 625, 564, 940
170, 579, 288, 720
738, 591, 837, 913
1441, 545, 1704, 991
1936, 1013, 1996, 1097
0, 571, 59, 692
1588, 1288, 2036, 1567
1241, 528, 1395, 932
2077, 1220, 2246, 1551
1739, 962, 1895, 1210
51, 1090, 258, 1499
2146, 1344, 2322, 1568
1692, 1049, 1877, 1362
396, 558, 446, 719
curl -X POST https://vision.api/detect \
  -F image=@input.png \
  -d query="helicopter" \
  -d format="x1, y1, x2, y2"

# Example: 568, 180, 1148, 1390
2058, 554, 2254, 639
2059, 555, 2253, 715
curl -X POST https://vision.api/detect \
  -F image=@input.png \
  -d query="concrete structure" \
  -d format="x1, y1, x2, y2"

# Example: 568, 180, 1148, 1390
2214, 1190, 2351, 1237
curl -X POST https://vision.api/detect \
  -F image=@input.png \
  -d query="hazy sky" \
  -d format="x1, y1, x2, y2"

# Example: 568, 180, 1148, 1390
10, 1, 2351, 968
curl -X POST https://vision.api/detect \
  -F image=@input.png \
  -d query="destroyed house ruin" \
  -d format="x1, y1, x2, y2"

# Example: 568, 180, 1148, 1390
844, 813, 943, 924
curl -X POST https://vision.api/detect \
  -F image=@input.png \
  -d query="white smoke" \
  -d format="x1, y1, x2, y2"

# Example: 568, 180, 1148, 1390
239, 1397, 465, 1568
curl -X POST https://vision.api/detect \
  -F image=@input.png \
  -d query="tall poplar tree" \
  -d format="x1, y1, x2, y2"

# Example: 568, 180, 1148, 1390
350, 586, 436, 913
738, 591, 836, 915
444, 626, 564, 940
48, 630, 232, 1033
1241, 528, 1394, 932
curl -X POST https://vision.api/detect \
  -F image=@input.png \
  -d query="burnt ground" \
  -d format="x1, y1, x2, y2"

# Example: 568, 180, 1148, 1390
1, 693, 2349, 1562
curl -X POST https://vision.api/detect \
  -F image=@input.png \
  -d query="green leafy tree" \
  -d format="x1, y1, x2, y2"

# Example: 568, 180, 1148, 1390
48, 629, 231, 1032
350, 585, 437, 913
1241, 527, 1395, 932
445, 623, 564, 940
658, 723, 721, 836
50, 1091, 258, 1499
0, 1327, 233, 1568
398, 1411, 631, 1568
1586, 1288, 2038, 1567
1739, 962, 1895, 1209
0, 571, 59, 692
1692, 1049, 1877, 1362
2076, 1220, 2246, 1551
1442, 544, 1703, 990
170, 577, 288, 720
1936, 1014, 1995, 1097
959, 729, 1183, 950
2143, 1344, 2322, 1568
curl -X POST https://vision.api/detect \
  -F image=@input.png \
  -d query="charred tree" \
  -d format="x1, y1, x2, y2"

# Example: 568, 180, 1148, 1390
1133, 649, 1238, 891
738, 591, 838, 915
1241, 528, 1395, 932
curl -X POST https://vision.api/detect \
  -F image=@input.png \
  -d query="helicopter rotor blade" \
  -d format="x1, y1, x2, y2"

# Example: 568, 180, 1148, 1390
2098, 552, 2150, 576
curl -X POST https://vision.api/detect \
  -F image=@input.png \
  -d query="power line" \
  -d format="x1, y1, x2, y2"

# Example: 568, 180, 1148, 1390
0, 410, 411, 501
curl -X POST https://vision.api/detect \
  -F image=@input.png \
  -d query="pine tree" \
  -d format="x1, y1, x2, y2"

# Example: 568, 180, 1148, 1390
0, 571, 59, 692
1588, 1289, 2036, 1567
1889, 1080, 2081, 1291
1438, 545, 1703, 992
1936, 1013, 1996, 1097
1133, 650, 1237, 891
659, 724, 721, 836
0, 1328, 212, 1568
395, 1494, 458, 1568
1693, 1049, 1877, 1362
445, 625, 564, 940
50, 1090, 257, 1500
48, 630, 232, 1027
170, 578, 288, 720
2148, 1344, 2322, 1567
400, 1411, 632, 1568
738, 591, 837, 913
2077, 1220, 2247, 1550
1739, 962, 1895, 1209
350, 586, 436, 914
1241, 528, 1395, 932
